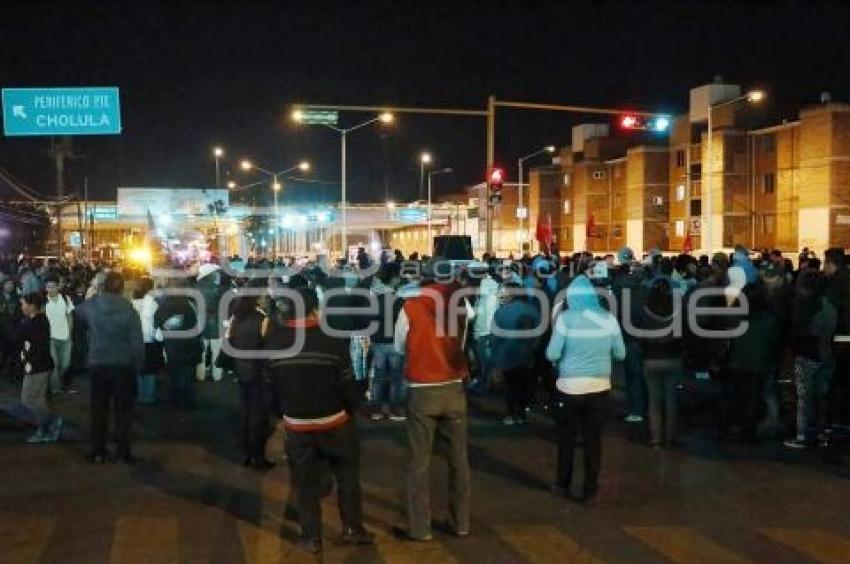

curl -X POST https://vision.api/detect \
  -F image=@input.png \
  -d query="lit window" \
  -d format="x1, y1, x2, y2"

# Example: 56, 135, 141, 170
675, 220, 685, 237
676, 185, 686, 201
563, 173, 571, 186
563, 199, 571, 214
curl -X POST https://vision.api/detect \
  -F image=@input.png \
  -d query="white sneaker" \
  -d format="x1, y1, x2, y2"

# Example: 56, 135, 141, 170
624, 414, 644, 423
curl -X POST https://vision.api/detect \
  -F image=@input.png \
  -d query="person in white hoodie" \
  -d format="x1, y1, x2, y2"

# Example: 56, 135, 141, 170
469, 261, 500, 393
132, 277, 163, 404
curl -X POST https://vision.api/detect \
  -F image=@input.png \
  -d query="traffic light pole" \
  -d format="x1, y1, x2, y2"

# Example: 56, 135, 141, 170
295, 100, 657, 255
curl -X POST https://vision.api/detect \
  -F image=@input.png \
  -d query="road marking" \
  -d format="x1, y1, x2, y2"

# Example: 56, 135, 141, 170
495, 525, 600, 563
110, 516, 179, 564
625, 526, 751, 564
761, 528, 850, 564
0, 516, 56, 564
371, 531, 460, 564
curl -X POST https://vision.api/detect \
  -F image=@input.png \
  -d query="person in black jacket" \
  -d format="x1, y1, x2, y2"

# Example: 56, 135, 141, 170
154, 277, 203, 410
264, 286, 373, 554
636, 277, 684, 448
226, 288, 273, 469
18, 292, 61, 443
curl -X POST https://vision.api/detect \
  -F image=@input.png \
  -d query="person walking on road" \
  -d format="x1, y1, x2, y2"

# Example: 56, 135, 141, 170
77, 272, 145, 464
17, 292, 62, 444
44, 276, 74, 394
394, 258, 471, 541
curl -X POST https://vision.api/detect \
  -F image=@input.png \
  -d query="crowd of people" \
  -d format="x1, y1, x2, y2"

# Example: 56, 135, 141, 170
0, 243, 847, 553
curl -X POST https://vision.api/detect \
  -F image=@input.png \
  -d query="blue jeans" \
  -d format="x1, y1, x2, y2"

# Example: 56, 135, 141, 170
49, 338, 73, 392
472, 335, 494, 390
370, 343, 405, 410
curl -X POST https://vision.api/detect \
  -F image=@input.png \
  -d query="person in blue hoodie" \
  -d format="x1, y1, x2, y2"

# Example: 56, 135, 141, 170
546, 275, 626, 503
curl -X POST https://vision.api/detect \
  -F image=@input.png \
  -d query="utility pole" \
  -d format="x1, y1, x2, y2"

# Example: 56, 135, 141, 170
51, 136, 72, 257
486, 95, 495, 254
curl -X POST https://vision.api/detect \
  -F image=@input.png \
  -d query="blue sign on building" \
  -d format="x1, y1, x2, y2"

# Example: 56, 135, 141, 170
2, 87, 121, 136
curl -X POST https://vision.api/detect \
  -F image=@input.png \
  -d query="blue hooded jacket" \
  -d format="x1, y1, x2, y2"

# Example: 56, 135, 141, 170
546, 275, 626, 380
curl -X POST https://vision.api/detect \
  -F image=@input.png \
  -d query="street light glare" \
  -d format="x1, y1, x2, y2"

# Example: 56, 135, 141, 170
387, 201, 396, 210
420, 152, 432, 164
213, 146, 224, 157
378, 112, 394, 124
240, 160, 253, 171
291, 109, 304, 122
272, 181, 282, 191
545, 145, 556, 153
226, 181, 237, 189
298, 161, 310, 172
747, 90, 766, 102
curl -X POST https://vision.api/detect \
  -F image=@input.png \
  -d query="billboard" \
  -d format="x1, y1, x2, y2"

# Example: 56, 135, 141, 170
117, 188, 229, 217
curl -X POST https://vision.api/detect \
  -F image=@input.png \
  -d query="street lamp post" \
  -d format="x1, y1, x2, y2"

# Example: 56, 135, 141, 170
419, 152, 432, 201
213, 146, 224, 188
517, 145, 555, 253
428, 167, 453, 254
240, 159, 310, 257
704, 89, 764, 253
293, 110, 393, 258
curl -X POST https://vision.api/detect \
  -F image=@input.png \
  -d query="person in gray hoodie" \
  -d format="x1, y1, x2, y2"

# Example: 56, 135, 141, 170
77, 272, 144, 464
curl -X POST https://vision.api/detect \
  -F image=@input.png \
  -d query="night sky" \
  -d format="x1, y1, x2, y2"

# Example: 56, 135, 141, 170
2, 1, 850, 205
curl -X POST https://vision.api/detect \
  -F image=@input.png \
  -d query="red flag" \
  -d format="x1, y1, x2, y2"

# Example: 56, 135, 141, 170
683, 227, 693, 254
535, 213, 553, 252
586, 212, 596, 239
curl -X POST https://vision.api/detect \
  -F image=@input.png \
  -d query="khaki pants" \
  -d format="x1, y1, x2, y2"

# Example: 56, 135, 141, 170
405, 382, 470, 539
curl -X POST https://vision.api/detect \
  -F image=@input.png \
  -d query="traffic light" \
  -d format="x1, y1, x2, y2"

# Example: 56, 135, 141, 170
488, 167, 504, 205
619, 114, 670, 132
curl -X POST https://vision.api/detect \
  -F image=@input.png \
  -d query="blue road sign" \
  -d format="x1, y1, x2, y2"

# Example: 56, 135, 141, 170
2, 87, 121, 136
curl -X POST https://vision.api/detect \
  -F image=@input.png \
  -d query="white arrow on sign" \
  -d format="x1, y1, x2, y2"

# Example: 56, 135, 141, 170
12, 105, 28, 119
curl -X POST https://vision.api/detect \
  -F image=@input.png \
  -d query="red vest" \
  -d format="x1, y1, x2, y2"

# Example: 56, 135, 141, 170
403, 283, 469, 384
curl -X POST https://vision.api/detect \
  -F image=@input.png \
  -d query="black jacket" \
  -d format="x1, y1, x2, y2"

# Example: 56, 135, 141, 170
228, 308, 265, 383
154, 296, 203, 367
264, 319, 360, 423
18, 313, 54, 375
77, 293, 144, 371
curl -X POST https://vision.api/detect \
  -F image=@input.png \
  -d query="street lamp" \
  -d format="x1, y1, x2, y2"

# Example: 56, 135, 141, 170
240, 159, 312, 255
226, 180, 237, 189
419, 152, 433, 201
704, 89, 765, 252
428, 167, 453, 254
212, 146, 224, 188
292, 110, 394, 256
517, 145, 556, 252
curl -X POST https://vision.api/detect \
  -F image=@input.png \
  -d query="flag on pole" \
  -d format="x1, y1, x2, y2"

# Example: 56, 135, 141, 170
535, 213, 553, 253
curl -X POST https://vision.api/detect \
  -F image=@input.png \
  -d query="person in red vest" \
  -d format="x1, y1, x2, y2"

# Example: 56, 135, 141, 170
394, 258, 470, 541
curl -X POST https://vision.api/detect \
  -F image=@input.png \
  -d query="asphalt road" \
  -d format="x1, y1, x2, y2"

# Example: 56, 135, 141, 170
1, 375, 849, 564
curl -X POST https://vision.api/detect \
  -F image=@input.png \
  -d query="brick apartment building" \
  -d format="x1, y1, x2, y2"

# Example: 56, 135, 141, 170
497, 80, 850, 257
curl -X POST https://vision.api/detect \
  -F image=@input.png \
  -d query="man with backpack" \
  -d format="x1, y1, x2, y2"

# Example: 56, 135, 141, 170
44, 276, 75, 394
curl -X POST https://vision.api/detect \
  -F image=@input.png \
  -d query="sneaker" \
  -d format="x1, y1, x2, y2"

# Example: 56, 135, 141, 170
26, 431, 51, 444
783, 438, 809, 449
624, 414, 644, 423
370, 412, 386, 421
340, 526, 375, 545
502, 416, 516, 426
388, 412, 407, 422
392, 525, 432, 542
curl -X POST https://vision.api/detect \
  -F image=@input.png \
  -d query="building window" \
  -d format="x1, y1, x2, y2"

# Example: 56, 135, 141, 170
592, 170, 606, 180
675, 184, 686, 201
676, 150, 685, 167
763, 173, 776, 194
612, 225, 623, 238
690, 199, 702, 217
563, 199, 571, 214
762, 214, 776, 235
762, 135, 776, 153
563, 173, 571, 186
675, 220, 685, 237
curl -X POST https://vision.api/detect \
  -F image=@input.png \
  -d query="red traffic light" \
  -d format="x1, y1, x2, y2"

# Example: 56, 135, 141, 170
489, 168, 504, 184
621, 115, 639, 128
